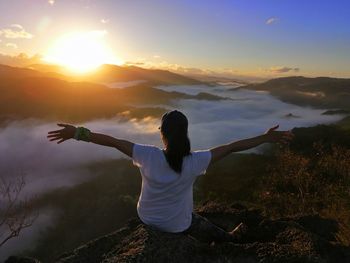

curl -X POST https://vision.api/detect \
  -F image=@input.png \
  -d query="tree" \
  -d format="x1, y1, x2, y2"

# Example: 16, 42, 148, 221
0, 175, 36, 247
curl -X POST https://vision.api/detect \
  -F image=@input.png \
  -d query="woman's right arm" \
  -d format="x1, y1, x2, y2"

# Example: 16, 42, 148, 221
47, 123, 134, 157
209, 125, 294, 164
89, 132, 134, 157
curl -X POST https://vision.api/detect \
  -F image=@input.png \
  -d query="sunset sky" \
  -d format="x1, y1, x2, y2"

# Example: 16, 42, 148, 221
0, 0, 349, 78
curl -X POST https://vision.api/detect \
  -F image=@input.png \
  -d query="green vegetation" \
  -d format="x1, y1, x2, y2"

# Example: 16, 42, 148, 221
260, 145, 350, 245
195, 153, 271, 204
198, 121, 350, 246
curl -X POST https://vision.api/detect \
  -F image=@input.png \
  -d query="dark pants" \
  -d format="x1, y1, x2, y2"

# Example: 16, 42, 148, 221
182, 213, 235, 243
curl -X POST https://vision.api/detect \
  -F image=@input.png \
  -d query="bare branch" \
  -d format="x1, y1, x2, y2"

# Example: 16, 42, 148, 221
0, 174, 36, 247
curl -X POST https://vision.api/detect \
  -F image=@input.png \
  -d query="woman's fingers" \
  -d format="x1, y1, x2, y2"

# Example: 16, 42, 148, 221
57, 123, 69, 127
47, 134, 60, 138
47, 124, 73, 144
48, 129, 63, 134
48, 125, 69, 134
57, 138, 66, 144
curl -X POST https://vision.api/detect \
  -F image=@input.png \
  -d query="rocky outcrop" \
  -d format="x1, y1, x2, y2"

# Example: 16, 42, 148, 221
7, 202, 350, 263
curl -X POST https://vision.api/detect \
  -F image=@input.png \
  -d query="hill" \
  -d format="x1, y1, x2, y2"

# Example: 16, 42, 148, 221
0, 65, 222, 124
6, 202, 350, 263
88, 64, 202, 85
29, 63, 202, 85
0, 64, 67, 80
240, 76, 350, 110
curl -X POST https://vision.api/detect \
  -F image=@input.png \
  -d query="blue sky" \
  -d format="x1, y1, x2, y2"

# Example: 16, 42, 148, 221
0, 0, 349, 78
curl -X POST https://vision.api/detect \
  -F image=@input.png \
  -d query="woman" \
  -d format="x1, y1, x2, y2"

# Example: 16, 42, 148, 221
47, 110, 293, 243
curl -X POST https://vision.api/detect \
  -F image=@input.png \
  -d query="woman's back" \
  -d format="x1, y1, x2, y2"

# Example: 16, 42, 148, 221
132, 143, 211, 233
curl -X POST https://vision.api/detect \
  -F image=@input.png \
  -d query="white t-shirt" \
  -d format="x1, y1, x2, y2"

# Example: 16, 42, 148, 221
132, 143, 212, 233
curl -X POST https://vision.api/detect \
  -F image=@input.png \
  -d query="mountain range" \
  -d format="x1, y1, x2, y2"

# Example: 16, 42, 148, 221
241, 76, 350, 111
0, 64, 217, 124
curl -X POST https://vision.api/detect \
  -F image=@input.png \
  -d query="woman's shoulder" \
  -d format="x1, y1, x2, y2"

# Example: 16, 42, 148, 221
190, 149, 212, 156
134, 143, 161, 149
186, 149, 212, 175
132, 143, 164, 168
133, 143, 163, 156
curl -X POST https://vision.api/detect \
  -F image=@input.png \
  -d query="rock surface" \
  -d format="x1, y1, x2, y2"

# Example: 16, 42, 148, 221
6, 202, 350, 263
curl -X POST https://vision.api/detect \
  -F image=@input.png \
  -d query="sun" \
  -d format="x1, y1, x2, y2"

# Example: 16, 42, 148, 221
44, 31, 123, 73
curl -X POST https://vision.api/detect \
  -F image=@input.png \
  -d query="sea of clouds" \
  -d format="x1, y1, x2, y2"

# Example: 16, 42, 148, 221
0, 84, 344, 196
0, 84, 345, 259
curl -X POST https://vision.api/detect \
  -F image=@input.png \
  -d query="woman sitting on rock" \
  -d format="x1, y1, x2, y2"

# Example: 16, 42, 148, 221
47, 110, 293, 243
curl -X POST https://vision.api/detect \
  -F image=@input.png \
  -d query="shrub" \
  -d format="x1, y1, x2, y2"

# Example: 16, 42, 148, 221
260, 144, 350, 245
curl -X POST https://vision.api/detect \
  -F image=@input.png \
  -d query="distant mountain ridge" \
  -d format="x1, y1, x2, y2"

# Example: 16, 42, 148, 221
90, 64, 202, 85
0, 64, 66, 80
28, 63, 202, 85
241, 76, 350, 110
0, 64, 222, 124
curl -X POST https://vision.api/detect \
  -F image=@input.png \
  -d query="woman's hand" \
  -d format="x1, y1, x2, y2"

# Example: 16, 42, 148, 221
47, 123, 76, 144
265, 125, 294, 144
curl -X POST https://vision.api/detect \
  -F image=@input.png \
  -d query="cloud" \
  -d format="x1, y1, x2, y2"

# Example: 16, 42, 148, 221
154, 86, 343, 148
48, 0, 55, 5
153, 55, 161, 59
0, 84, 345, 256
106, 80, 148, 89
0, 52, 42, 67
124, 57, 147, 66
100, 19, 109, 24
0, 25, 33, 39
123, 57, 303, 82
150, 61, 211, 75
266, 17, 279, 25
5, 43, 18, 49
0, 117, 161, 196
0, 87, 342, 195
10, 24, 23, 30
269, 66, 300, 74
124, 61, 145, 66
123, 58, 265, 83
174, 66, 210, 75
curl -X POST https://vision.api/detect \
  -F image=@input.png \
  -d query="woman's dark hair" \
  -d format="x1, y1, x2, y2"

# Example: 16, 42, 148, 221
160, 110, 191, 173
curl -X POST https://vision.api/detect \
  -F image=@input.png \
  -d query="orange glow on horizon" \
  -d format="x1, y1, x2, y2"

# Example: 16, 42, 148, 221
43, 31, 123, 73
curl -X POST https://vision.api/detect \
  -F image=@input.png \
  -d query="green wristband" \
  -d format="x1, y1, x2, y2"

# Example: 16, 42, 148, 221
74, 127, 91, 142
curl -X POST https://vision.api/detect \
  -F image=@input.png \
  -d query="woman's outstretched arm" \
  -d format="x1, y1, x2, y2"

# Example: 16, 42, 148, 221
210, 125, 294, 164
47, 123, 134, 157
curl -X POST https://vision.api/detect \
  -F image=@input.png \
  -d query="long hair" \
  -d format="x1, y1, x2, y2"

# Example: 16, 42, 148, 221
161, 110, 191, 173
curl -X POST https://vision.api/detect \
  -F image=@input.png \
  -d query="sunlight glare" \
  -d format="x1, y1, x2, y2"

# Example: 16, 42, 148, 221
44, 31, 123, 73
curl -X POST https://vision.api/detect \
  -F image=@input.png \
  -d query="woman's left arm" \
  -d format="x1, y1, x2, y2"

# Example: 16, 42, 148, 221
47, 123, 134, 157
210, 125, 294, 164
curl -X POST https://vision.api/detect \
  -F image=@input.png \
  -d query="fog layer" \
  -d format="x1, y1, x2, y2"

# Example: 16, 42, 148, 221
0, 85, 343, 195
0, 84, 344, 259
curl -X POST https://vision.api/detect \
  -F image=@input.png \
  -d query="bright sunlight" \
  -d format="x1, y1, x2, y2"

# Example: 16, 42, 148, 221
44, 30, 123, 73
